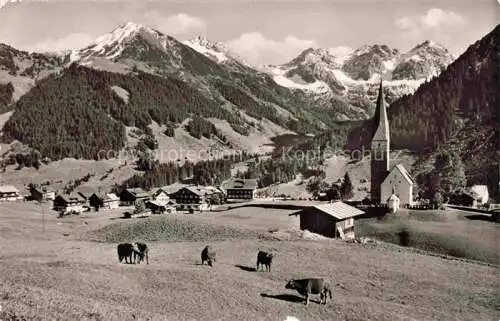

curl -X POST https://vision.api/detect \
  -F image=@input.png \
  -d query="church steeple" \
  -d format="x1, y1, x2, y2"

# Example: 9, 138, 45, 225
372, 80, 390, 143
370, 80, 390, 203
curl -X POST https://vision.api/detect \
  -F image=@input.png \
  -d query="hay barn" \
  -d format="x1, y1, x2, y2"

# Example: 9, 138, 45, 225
291, 201, 365, 239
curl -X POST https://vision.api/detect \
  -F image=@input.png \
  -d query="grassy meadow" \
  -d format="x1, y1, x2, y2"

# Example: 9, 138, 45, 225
0, 202, 498, 321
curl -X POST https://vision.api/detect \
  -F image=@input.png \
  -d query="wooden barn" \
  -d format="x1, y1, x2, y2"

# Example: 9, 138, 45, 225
28, 185, 55, 202
291, 201, 365, 239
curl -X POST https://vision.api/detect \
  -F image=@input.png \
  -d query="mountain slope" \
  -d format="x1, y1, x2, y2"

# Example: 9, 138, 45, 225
0, 43, 64, 110
267, 42, 454, 120
65, 23, 342, 133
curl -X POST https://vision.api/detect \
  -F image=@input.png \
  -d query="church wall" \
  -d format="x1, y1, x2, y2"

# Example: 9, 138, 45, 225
381, 168, 413, 206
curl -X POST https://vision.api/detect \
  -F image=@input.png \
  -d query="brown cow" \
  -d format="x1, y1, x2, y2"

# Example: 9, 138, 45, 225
285, 278, 333, 305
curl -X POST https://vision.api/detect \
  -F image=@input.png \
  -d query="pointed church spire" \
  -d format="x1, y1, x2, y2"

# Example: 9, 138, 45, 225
372, 80, 390, 142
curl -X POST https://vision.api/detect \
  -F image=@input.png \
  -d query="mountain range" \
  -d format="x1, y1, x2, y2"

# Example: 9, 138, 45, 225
266, 40, 453, 119
0, 22, 496, 177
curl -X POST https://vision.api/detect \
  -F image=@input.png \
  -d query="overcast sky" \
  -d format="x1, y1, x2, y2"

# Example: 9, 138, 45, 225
0, 0, 498, 65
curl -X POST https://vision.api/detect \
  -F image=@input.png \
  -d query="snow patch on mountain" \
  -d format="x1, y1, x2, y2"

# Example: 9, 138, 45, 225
271, 67, 330, 94
183, 36, 229, 63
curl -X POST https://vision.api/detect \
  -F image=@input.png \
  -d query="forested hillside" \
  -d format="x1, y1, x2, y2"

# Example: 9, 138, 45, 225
1, 64, 246, 159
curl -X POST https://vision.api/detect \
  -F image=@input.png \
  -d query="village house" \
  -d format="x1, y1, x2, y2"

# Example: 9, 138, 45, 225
151, 188, 171, 203
169, 185, 223, 212
0, 185, 22, 202
145, 199, 177, 214
28, 185, 55, 202
223, 178, 258, 200
88, 192, 120, 211
291, 201, 365, 239
119, 188, 150, 206
53, 193, 87, 214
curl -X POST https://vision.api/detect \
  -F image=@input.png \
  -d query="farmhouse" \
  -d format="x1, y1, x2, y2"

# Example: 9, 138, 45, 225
88, 193, 120, 211
223, 178, 258, 200
0, 185, 22, 202
53, 193, 86, 214
291, 201, 365, 239
151, 188, 171, 203
119, 188, 150, 206
169, 185, 223, 212
28, 185, 55, 202
370, 81, 414, 206
145, 199, 177, 214
381, 165, 414, 207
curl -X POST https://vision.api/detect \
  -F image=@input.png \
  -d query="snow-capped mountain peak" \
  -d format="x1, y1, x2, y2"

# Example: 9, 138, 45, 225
89, 22, 148, 57
266, 41, 455, 119
69, 21, 178, 63
183, 36, 250, 67
183, 36, 230, 63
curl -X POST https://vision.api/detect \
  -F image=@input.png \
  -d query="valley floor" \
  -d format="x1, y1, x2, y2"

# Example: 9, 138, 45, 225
0, 202, 498, 321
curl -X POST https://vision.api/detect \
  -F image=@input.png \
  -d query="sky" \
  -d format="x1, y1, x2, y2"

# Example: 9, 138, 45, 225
0, 0, 498, 66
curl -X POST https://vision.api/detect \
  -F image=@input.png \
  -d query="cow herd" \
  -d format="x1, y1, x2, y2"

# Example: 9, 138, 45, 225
116, 242, 149, 265
116, 242, 332, 306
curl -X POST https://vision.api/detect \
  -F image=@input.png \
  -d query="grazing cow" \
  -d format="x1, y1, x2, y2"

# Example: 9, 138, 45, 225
132, 242, 149, 264
201, 245, 216, 266
285, 278, 333, 305
256, 250, 274, 272
117, 243, 138, 264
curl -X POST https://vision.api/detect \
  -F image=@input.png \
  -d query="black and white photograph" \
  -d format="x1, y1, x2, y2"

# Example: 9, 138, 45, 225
0, 0, 498, 320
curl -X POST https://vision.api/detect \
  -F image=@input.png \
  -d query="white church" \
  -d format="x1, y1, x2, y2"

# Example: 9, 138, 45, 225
370, 81, 414, 209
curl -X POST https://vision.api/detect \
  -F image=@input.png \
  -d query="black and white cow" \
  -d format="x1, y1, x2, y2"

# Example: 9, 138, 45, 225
132, 242, 149, 264
201, 245, 216, 266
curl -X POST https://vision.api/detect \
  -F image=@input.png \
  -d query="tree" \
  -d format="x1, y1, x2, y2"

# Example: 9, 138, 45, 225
134, 200, 146, 214
326, 184, 341, 201
306, 176, 329, 198
432, 192, 444, 209
437, 151, 466, 195
340, 173, 354, 200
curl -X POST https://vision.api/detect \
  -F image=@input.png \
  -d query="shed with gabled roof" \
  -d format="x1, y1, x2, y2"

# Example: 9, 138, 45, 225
290, 201, 365, 239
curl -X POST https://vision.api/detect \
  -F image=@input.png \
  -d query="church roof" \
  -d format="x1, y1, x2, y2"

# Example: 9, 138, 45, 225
394, 164, 414, 185
372, 80, 390, 142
